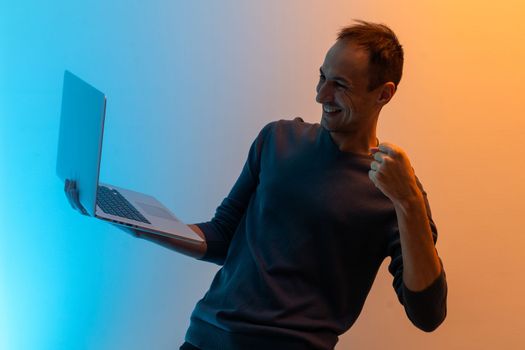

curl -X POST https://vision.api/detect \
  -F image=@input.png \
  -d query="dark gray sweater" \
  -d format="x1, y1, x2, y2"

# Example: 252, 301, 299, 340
185, 119, 447, 350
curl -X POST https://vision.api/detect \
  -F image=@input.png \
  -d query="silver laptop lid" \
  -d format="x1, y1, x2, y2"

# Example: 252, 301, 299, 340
56, 70, 106, 216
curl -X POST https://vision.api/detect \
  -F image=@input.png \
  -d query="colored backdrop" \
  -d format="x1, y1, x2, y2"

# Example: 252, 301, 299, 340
1, 0, 524, 349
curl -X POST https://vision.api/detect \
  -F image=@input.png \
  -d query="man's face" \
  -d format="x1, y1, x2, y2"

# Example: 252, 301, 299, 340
316, 40, 381, 132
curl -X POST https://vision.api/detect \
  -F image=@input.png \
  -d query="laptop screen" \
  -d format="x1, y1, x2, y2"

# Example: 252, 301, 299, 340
56, 70, 106, 216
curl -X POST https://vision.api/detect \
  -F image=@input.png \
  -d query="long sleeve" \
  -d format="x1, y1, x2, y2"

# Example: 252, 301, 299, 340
387, 175, 448, 332
196, 123, 272, 265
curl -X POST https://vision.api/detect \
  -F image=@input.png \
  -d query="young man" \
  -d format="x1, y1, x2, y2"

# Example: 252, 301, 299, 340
67, 20, 447, 350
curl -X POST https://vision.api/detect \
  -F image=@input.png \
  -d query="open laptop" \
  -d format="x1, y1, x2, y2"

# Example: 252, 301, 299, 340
56, 70, 203, 243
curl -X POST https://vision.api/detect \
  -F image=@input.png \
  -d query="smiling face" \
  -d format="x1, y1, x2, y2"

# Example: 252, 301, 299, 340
316, 40, 385, 133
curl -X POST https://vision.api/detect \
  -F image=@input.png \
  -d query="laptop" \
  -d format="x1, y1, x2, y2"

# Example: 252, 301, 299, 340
56, 70, 204, 243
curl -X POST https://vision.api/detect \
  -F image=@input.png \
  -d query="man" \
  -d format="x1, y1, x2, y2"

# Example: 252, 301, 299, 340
67, 20, 446, 350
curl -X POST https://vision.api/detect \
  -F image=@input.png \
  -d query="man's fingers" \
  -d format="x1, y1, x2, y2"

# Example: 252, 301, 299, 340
78, 203, 88, 215
373, 151, 388, 163
65, 185, 80, 210
64, 179, 89, 215
378, 142, 396, 156
368, 169, 378, 187
64, 179, 73, 193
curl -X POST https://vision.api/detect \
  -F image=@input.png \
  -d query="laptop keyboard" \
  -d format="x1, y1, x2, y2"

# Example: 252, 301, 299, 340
97, 186, 151, 224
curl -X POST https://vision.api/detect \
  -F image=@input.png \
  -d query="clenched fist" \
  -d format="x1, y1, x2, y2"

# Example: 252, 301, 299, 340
368, 142, 422, 206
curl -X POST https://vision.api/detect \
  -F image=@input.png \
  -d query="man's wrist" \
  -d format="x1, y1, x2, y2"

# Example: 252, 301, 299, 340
392, 191, 425, 214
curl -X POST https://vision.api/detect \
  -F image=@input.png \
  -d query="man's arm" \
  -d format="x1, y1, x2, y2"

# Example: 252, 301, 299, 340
63, 123, 272, 264
130, 225, 207, 259
393, 188, 442, 291
368, 143, 444, 288
369, 144, 447, 331
387, 181, 447, 332
129, 123, 272, 264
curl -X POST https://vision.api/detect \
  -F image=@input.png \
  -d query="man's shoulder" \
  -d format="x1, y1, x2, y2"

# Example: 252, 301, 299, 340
258, 118, 321, 151
264, 117, 319, 136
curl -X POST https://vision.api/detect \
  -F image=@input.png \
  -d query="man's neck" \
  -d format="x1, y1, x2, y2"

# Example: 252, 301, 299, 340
329, 129, 379, 156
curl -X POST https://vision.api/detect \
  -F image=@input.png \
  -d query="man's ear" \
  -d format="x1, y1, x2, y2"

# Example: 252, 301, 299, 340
377, 82, 396, 106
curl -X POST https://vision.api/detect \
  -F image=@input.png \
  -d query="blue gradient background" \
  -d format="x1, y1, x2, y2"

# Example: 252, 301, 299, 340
0, 1, 327, 348
2, 1, 525, 349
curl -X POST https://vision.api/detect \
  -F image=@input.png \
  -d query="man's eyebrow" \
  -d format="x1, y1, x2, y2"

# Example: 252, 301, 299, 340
319, 67, 351, 85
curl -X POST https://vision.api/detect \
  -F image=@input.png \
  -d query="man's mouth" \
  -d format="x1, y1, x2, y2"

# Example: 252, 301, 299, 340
323, 105, 342, 113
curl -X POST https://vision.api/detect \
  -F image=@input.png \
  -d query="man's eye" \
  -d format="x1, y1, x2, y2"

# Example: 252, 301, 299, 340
335, 82, 346, 89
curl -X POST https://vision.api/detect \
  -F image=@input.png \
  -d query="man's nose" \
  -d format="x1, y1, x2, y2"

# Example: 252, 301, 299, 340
316, 81, 334, 104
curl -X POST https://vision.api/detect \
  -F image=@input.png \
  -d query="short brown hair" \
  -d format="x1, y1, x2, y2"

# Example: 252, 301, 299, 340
337, 20, 404, 92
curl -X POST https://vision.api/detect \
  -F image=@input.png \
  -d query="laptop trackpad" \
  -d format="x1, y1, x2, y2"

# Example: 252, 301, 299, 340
137, 202, 177, 221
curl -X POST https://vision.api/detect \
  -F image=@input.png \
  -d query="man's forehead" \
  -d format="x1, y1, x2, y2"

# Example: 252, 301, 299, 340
322, 40, 369, 78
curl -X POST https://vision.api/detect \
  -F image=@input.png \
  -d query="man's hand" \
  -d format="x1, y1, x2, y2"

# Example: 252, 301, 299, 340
368, 142, 422, 206
64, 179, 89, 215
63, 179, 139, 238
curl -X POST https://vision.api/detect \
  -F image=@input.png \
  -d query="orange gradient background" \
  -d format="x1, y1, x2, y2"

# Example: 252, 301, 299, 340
330, 1, 525, 348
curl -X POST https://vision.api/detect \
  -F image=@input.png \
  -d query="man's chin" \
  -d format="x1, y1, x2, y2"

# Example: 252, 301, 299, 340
320, 121, 330, 132
320, 117, 339, 132
321, 118, 358, 134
